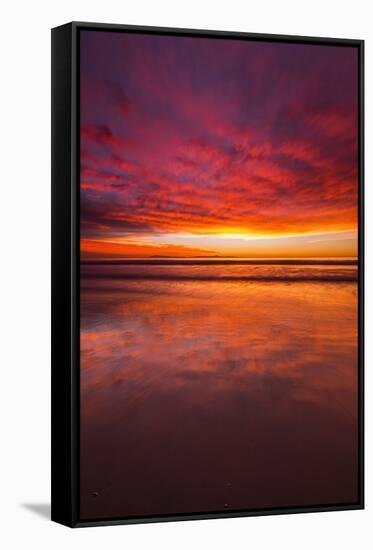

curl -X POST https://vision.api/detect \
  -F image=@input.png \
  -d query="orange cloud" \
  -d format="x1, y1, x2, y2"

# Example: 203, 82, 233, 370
80, 238, 218, 259
80, 35, 358, 260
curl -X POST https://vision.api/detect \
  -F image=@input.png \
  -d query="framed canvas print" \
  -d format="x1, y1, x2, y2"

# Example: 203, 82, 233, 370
51, 22, 364, 527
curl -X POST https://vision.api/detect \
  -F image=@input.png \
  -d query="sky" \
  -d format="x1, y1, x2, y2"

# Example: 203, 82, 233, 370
80, 31, 358, 259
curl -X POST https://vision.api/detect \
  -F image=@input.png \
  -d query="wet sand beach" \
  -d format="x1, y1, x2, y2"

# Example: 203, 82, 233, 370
80, 260, 358, 519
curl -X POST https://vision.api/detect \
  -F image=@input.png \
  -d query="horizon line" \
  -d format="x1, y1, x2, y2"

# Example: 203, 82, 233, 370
81, 257, 358, 266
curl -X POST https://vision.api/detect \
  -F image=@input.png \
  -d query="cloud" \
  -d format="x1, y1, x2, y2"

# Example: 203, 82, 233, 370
79, 31, 358, 256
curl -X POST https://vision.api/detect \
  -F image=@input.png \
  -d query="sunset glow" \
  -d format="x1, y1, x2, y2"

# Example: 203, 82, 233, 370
79, 30, 359, 520
80, 34, 358, 259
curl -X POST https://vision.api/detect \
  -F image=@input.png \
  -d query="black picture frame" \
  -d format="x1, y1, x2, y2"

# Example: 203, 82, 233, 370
51, 21, 364, 528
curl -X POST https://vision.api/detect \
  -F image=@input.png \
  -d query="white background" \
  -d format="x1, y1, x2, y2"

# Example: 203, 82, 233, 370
0, 0, 371, 548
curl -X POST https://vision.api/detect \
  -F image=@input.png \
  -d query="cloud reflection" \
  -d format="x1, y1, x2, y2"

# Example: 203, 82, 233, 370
80, 275, 358, 518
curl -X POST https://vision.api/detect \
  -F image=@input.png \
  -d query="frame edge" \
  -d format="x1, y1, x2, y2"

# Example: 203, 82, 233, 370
51, 22, 76, 528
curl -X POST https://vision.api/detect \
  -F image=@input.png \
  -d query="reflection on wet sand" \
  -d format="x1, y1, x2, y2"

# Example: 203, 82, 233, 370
80, 264, 358, 519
